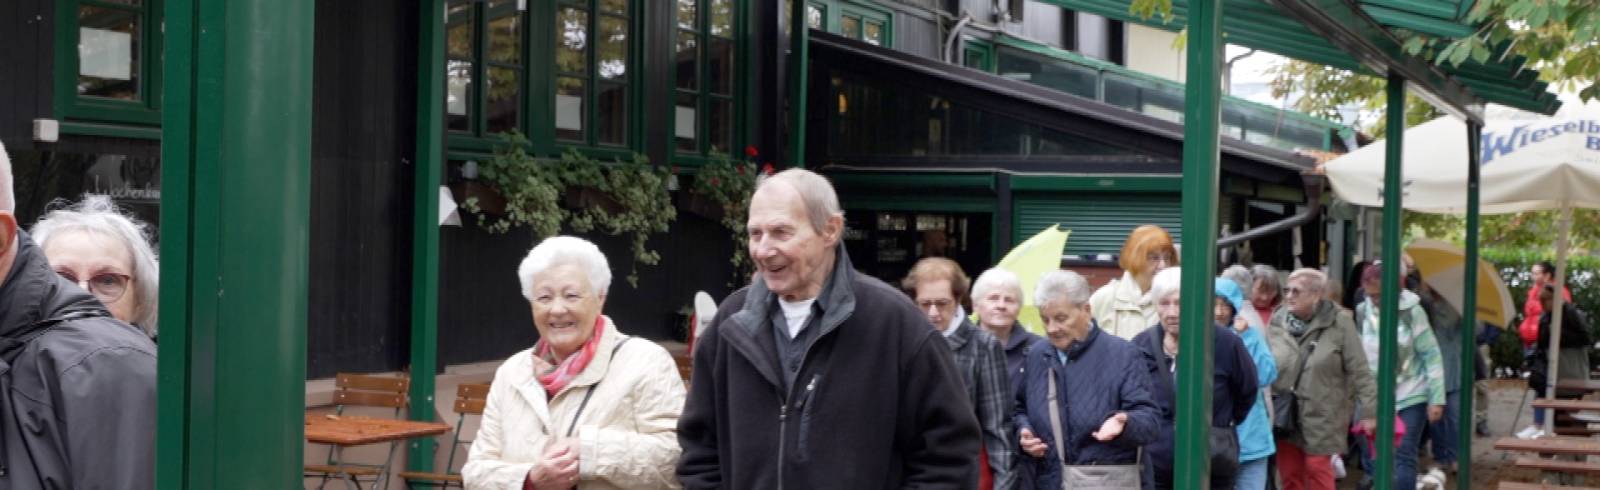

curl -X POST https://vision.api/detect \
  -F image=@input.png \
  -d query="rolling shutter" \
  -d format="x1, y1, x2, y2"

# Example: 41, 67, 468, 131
1014, 192, 1182, 256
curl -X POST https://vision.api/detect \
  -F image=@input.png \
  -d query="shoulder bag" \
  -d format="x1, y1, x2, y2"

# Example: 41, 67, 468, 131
1048, 366, 1141, 489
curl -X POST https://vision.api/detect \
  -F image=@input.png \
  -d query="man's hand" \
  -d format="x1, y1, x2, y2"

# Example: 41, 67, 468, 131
527, 439, 580, 489
1018, 428, 1048, 458
1428, 405, 1444, 423
1092, 412, 1128, 441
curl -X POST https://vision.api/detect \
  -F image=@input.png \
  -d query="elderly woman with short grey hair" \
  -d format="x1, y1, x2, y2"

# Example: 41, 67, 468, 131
1013, 269, 1159, 489
971, 268, 1047, 385
31, 194, 159, 338
465, 236, 685, 490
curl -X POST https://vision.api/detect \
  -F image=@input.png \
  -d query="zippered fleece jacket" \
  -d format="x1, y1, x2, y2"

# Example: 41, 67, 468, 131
676, 247, 980, 489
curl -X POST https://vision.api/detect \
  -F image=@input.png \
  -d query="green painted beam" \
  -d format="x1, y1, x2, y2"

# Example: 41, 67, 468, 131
1458, 120, 1482, 490
1376, 72, 1406, 490
407, 0, 446, 485
787, 1, 809, 167
1011, 175, 1181, 192
830, 172, 996, 192
1360, 0, 1464, 20
1175, 0, 1222, 485
1362, 4, 1476, 38
156, 0, 314, 486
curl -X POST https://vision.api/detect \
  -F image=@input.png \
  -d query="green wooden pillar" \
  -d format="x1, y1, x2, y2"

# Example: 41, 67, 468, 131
1457, 120, 1481, 490
786, 0, 809, 166
1174, 0, 1223, 485
407, 0, 446, 484
156, 0, 314, 486
1376, 72, 1406, 490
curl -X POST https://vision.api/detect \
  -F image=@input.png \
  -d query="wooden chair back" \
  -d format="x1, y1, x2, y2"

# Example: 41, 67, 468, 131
453, 383, 489, 415
333, 373, 410, 410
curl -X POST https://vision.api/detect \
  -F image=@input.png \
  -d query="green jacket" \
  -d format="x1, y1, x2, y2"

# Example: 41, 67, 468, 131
1270, 300, 1378, 455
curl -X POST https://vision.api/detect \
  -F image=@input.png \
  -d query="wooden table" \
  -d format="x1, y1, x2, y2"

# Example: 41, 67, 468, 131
1556, 379, 1600, 392
1496, 436, 1600, 457
305, 414, 452, 489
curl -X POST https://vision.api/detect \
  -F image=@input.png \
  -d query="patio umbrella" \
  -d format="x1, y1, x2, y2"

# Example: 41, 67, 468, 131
1322, 111, 1600, 432
1404, 238, 1516, 328
988, 225, 1070, 336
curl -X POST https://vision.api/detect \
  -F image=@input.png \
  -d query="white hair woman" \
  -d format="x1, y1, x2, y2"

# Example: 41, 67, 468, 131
30, 195, 159, 338
464, 236, 685, 490
1012, 269, 1159, 489
971, 268, 1046, 382
1130, 267, 1259, 490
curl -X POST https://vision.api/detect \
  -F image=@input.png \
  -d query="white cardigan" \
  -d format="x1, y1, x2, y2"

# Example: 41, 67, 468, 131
464, 318, 686, 489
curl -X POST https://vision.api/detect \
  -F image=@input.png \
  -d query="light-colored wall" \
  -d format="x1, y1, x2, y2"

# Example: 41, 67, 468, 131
1124, 24, 1185, 82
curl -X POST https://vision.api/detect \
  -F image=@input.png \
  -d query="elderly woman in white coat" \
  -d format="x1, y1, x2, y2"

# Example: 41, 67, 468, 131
464, 236, 686, 490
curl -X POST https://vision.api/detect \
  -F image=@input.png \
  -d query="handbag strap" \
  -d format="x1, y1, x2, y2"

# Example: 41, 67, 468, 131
1286, 328, 1322, 393
1047, 366, 1068, 466
565, 337, 633, 438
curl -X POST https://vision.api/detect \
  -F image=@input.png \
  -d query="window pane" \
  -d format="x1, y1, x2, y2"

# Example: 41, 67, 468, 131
708, 38, 733, 96
675, 32, 698, 90
864, 21, 883, 46
597, 83, 627, 146
556, 77, 586, 141
488, 9, 521, 64
601, 0, 627, 15
708, 98, 732, 154
487, 67, 519, 134
446, 60, 474, 131
711, 0, 733, 37
598, 15, 627, 80
77, 6, 140, 100
841, 16, 861, 40
556, 8, 588, 74
446, 0, 474, 60
675, 93, 698, 152
806, 4, 823, 29
677, 0, 696, 30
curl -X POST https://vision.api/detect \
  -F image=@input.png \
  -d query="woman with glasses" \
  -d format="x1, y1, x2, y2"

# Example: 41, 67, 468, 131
465, 236, 685, 490
31, 195, 159, 339
1089, 225, 1179, 339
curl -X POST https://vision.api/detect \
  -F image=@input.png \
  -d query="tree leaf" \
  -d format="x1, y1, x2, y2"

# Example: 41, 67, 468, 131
1471, 39, 1493, 64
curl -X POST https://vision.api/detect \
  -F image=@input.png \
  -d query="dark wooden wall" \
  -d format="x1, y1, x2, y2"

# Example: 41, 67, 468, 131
0, 0, 55, 152
304, 0, 421, 379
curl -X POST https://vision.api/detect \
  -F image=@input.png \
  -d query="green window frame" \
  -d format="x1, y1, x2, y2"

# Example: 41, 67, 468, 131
962, 38, 995, 72
674, 0, 739, 157
445, 0, 526, 140
552, 0, 636, 151
798, 0, 891, 47
55, 0, 164, 127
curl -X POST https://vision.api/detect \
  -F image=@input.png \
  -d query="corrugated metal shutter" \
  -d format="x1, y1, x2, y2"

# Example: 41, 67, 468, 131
1015, 192, 1183, 256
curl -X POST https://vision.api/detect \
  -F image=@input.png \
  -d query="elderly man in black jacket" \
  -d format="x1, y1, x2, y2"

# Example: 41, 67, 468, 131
0, 142, 158, 488
678, 169, 980, 489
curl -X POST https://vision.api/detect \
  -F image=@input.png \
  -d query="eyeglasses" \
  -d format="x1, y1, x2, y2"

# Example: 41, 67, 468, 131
1284, 286, 1312, 297
917, 298, 955, 310
1146, 252, 1176, 266
56, 270, 132, 304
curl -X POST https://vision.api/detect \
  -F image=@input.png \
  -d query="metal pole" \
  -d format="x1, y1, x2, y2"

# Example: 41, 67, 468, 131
1543, 205, 1575, 432
157, 0, 314, 485
1376, 72, 1406, 490
1457, 120, 1481, 490
786, 0, 809, 167
1174, 0, 1223, 485
407, 0, 447, 484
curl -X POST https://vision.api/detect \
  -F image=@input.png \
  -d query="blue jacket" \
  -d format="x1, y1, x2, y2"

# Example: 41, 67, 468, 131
1131, 324, 1258, 489
1013, 324, 1161, 490
1216, 279, 1278, 462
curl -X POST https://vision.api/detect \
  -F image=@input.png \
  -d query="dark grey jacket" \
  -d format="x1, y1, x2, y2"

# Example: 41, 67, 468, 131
0, 232, 158, 489
677, 247, 980, 489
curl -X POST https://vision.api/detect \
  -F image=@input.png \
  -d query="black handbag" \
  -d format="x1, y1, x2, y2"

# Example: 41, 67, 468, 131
1273, 335, 1318, 437
1210, 426, 1241, 482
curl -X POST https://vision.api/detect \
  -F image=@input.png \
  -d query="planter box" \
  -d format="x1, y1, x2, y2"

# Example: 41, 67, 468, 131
450, 180, 506, 215
563, 186, 623, 214
680, 191, 726, 222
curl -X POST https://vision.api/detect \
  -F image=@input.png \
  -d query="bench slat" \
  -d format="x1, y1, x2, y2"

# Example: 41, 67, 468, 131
1496, 436, 1600, 456
1498, 482, 1600, 490
1533, 399, 1600, 411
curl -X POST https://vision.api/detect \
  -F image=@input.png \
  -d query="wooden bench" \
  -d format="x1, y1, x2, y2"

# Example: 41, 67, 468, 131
1554, 426, 1600, 437
1496, 436, 1600, 457
399, 383, 490, 488
1516, 457, 1600, 476
1534, 399, 1600, 412
1499, 482, 1600, 490
1557, 379, 1600, 392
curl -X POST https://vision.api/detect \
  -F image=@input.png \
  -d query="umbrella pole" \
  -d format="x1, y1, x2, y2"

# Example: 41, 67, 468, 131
1457, 121, 1480, 490
1543, 204, 1574, 433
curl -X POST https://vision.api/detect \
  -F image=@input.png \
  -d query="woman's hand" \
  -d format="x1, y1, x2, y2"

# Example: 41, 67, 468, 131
1233, 315, 1250, 333
1092, 412, 1128, 441
1427, 405, 1444, 423
1018, 428, 1048, 458
526, 439, 580, 489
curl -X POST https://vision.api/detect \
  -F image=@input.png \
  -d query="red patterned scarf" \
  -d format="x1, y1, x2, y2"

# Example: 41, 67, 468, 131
533, 316, 607, 397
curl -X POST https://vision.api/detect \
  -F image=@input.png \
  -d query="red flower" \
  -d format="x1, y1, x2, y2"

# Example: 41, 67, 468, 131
744, 145, 760, 158
709, 177, 720, 187
736, 165, 746, 175
762, 163, 775, 175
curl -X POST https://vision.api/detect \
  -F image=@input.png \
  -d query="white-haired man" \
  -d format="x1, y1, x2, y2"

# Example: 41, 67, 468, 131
678, 169, 980, 488
0, 141, 158, 487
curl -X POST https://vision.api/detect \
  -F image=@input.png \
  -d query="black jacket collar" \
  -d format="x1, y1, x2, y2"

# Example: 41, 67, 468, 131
0, 232, 110, 354
722, 246, 860, 390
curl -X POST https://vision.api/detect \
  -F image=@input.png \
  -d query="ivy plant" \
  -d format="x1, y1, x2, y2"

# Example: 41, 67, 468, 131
692, 152, 772, 284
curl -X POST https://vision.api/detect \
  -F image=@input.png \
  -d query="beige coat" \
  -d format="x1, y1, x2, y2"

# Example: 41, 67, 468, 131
464, 319, 686, 490
1088, 271, 1156, 340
